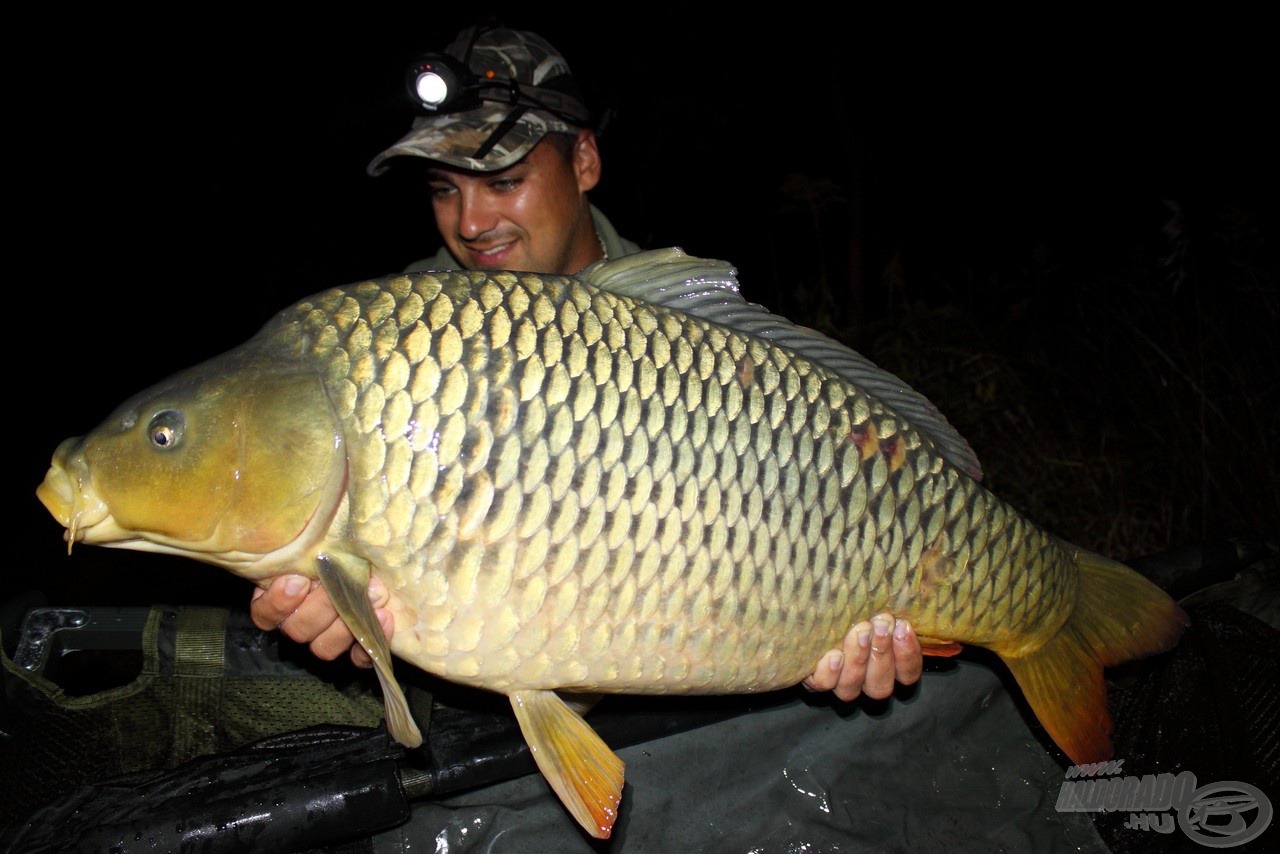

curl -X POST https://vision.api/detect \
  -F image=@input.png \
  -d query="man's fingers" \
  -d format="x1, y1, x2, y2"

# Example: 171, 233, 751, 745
275, 584, 342, 645
860, 613, 897, 700
246, 575, 393, 669
252, 575, 394, 667
249, 575, 312, 631
308, 618, 358, 661
802, 650, 844, 692
805, 613, 925, 702
892, 618, 923, 685
831, 621, 872, 702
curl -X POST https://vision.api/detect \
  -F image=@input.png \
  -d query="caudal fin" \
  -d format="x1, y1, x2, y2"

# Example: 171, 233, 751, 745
999, 549, 1189, 764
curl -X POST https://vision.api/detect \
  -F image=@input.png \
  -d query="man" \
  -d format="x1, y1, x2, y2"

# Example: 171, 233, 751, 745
249, 24, 921, 705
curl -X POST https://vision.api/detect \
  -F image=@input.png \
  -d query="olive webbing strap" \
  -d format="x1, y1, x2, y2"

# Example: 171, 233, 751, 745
171, 606, 228, 764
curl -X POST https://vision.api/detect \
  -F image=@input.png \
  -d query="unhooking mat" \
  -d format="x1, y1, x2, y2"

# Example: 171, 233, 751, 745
374, 658, 1109, 853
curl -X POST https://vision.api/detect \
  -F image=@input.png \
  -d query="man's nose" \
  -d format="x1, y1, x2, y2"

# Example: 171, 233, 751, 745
456, 189, 498, 240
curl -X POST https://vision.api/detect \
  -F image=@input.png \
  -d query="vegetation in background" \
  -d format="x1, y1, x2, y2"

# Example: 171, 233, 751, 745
771, 184, 1277, 560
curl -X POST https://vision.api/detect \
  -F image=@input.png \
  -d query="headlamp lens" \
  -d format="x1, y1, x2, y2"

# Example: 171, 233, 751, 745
415, 72, 450, 108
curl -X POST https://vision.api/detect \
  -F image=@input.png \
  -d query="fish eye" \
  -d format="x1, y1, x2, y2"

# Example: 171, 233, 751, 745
147, 410, 185, 450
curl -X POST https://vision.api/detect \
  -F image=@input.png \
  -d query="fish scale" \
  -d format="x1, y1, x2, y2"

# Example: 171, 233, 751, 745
269, 264, 1067, 693
37, 248, 1188, 839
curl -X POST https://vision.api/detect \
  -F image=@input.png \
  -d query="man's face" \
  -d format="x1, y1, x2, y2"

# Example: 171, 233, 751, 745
426, 130, 603, 275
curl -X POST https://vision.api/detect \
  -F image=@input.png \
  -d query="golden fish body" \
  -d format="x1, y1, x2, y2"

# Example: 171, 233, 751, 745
322, 263, 1068, 692
37, 248, 1186, 839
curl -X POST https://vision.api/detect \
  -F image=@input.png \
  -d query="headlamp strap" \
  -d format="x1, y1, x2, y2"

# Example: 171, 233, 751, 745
473, 104, 530, 160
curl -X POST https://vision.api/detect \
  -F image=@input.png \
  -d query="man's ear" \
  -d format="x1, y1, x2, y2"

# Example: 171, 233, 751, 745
573, 129, 602, 193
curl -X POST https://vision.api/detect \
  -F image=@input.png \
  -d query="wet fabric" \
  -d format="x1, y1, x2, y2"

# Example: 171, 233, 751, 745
4, 726, 408, 853
373, 660, 1109, 853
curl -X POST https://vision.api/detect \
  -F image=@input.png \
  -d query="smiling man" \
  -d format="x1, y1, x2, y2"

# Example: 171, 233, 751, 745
369, 25, 637, 277
412, 127, 613, 273
421, 134, 601, 273
249, 24, 920, 703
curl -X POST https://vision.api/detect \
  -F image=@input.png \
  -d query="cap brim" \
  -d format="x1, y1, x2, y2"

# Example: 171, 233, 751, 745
367, 103, 577, 175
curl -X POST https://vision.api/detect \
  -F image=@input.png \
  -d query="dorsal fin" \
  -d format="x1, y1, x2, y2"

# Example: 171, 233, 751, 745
582, 248, 984, 482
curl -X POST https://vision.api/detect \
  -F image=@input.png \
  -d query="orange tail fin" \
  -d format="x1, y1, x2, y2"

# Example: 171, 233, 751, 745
998, 548, 1189, 764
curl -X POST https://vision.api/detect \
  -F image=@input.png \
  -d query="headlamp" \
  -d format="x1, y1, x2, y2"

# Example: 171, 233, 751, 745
403, 52, 589, 126
406, 53, 491, 113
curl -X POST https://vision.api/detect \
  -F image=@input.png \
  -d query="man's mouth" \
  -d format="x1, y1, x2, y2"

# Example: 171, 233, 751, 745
469, 241, 515, 263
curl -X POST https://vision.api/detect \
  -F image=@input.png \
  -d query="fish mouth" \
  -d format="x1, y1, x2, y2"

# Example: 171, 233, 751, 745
36, 437, 116, 554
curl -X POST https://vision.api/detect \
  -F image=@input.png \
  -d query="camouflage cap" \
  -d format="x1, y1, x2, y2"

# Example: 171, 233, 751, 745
367, 27, 589, 176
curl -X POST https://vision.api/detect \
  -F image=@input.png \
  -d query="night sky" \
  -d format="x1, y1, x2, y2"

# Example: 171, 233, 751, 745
14, 10, 1275, 607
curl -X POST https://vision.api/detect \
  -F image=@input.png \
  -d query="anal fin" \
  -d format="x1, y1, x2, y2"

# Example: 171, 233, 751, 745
510, 689, 624, 839
316, 553, 422, 748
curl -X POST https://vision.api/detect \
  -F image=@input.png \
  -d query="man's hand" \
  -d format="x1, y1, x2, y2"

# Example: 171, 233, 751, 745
801, 613, 923, 701
249, 576, 393, 668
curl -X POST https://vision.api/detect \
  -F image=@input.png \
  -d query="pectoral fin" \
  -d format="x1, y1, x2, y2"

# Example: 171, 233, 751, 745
316, 553, 422, 748
510, 689, 624, 839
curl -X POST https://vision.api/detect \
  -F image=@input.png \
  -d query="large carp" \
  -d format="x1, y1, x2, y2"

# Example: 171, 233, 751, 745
37, 248, 1187, 838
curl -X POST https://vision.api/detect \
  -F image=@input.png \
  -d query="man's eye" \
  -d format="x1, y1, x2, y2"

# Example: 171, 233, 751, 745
429, 185, 455, 199
490, 178, 521, 192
